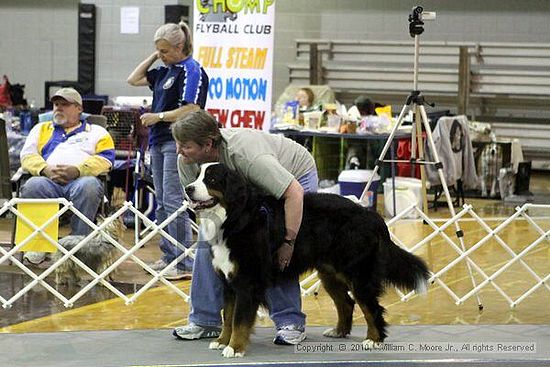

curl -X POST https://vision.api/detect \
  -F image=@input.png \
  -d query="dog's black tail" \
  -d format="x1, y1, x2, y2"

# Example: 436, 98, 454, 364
381, 225, 430, 294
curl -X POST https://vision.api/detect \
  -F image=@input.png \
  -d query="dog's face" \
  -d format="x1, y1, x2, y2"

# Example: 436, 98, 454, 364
185, 162, 227, 210
186, 163, 250, 234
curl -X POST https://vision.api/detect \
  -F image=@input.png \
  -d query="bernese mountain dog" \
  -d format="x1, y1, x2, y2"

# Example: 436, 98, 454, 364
185, 162, 430, 358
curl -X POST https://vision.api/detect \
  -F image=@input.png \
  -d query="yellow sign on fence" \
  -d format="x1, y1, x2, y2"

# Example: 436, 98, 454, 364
15, 203, 59, 253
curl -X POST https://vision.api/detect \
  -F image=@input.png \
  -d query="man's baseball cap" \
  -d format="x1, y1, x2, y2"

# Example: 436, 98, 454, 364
51, 87, 83, 107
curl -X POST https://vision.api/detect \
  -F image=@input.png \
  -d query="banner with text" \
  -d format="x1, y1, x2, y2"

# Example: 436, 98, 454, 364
193, 0, 276, 130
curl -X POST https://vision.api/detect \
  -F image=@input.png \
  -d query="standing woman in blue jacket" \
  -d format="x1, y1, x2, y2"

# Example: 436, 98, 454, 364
127, 22, 209, 279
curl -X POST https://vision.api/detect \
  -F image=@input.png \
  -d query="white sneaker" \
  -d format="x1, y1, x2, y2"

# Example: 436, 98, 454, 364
273, 325, 306, 345
23, 251, 46, 265
163, 265, 192, 280
147, 259, 169, 272
173, 323, 221, 340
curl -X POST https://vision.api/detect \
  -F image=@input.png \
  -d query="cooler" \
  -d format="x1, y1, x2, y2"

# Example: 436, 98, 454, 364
338, 169, 380, 208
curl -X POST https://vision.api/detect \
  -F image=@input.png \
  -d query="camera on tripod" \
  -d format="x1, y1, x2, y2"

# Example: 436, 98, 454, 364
408, 6, 436, 37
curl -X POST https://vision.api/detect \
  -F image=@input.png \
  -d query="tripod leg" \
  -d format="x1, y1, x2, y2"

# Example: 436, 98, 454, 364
414, 104, 434, 213
410, 110, 417, 172
360, 103, 411, 202
418, 105, 483, 310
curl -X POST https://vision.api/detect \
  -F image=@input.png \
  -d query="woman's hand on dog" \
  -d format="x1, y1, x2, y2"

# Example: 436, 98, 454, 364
277, 242, 294, 271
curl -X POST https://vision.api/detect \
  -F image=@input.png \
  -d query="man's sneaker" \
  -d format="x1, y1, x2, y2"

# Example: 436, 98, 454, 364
163, 266, 192, 280
173, 323, 221, 340
273, 325, 306, 345
147, 259, 169, 272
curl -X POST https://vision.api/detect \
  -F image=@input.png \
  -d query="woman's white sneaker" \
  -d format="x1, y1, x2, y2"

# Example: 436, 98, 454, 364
173, 323, 221, 340
273, 325, 306, 345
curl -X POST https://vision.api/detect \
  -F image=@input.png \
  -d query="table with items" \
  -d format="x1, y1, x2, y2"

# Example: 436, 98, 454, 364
271, 128, 410, 180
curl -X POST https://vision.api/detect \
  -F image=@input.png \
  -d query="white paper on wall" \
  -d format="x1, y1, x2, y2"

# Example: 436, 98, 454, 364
121, 7, 140, 34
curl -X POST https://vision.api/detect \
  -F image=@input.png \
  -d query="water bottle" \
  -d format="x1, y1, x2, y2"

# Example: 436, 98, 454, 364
21, 111, 32, 134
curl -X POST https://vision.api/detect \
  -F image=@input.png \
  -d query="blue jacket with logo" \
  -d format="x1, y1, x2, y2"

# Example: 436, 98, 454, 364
146, 56, 209, 146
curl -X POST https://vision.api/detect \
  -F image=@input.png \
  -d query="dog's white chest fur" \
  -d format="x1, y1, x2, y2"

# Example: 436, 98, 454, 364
211, 236, 234, 280
198, 205, 235, 280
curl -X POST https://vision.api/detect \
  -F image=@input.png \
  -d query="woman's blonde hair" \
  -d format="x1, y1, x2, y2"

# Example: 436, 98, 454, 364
154, 21, 193, 56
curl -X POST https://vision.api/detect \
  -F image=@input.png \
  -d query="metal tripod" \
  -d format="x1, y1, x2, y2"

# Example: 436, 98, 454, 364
359, 8, 483, 310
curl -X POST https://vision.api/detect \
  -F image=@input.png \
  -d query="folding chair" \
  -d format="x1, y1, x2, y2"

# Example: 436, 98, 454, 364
0, 117, 14, 253
101, 106, 152, 242
101, 106, 147, 203
0, 117, 11, 201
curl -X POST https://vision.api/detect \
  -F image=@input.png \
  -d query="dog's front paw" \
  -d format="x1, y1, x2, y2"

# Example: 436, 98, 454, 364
362, 339, 383, 350
209, 341, 226, 350
323, 328, 348, 338
221, 345, 245, 358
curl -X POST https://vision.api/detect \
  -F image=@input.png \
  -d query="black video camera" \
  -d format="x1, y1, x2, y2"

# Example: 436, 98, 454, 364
408, 6, 436, 37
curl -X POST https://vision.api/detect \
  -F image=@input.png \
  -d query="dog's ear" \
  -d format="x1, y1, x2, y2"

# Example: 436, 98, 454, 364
222, 169, 251, 235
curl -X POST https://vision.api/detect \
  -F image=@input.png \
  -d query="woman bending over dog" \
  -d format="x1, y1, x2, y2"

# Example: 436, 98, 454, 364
172, 109, 318, 345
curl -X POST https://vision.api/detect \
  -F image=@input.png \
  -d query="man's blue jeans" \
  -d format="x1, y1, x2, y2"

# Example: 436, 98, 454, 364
150, 140, 193, 270
188, 170, 319, 328
20, 176, 103, 235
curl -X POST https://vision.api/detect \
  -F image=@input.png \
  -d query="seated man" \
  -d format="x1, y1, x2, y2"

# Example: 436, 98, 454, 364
19, 88, 115, 264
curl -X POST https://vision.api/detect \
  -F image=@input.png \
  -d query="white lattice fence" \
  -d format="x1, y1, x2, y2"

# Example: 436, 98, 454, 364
0, 198, 198, 309
1, 198, 548, 309
300, 203, 549, 309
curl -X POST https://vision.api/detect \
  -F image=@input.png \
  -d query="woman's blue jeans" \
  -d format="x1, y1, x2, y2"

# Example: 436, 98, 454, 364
150, 140, 193, 270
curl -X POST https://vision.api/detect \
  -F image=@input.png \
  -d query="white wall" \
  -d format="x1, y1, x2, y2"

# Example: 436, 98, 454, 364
0, 0, 79, 107
1, 0, 550, 108
91, 0, 194, 99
